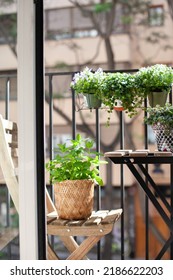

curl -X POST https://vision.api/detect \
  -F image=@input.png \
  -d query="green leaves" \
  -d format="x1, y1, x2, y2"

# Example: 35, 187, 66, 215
70, 64, 173, 126
94, 2, 112, 13
135, 64, 173, 94
46, 134, 107, 186
70, 67, 105, 95
85, 139, 94, 149
100, 72, 144, 117
144, 103, 173, 131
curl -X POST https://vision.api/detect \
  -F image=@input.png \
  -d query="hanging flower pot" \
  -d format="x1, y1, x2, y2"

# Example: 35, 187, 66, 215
148, 91, 168, 107
144, 103, 173, 153
70, 67, 105, 110
83, 93, 102, 109
135, 64, 173, 108
114, 100, 124, 111
152, 125, 173, 153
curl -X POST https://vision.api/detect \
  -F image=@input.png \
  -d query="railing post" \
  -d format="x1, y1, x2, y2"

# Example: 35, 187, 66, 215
120, 111, 125, 260
35, 0, 46, 260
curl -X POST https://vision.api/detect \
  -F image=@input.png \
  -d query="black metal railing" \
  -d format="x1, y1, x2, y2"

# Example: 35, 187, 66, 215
0, 70, 173, 260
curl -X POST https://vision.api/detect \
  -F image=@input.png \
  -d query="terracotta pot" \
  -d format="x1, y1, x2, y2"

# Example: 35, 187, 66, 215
114, 100, 124, 111
114, 106, 124, 111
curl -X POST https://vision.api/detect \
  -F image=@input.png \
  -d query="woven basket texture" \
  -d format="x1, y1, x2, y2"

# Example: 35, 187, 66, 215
54, 179, 94, 220
152, 125, 173, 152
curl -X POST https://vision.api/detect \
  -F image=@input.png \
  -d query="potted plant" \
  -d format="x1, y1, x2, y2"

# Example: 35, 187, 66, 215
70, 67, 105, 109
46, 133, 107, 220
100, 72, 145, 118
144, 103, 173, 152
135, 64, 173, 107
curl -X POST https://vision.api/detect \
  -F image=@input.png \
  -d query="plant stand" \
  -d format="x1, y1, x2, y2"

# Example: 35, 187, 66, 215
47, 209, 122, 260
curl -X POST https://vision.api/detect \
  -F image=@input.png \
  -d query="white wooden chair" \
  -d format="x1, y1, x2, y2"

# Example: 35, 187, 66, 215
0, 115, 19, 251
0, 114, 122, 260
0, 114, 55, 257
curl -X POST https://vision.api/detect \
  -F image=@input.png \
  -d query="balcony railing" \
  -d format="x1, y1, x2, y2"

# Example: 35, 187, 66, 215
0, 70, 173, 260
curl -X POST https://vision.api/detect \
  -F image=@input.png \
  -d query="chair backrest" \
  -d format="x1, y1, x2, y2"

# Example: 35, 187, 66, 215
0, 114, 56, 216
0, 115, 19, 212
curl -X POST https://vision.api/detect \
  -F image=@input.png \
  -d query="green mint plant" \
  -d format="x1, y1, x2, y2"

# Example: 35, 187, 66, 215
46, 133, 107, 186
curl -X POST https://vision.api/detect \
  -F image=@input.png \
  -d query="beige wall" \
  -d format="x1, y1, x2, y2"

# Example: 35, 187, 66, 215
45, 35, 131, 68
0, 33, 131, 71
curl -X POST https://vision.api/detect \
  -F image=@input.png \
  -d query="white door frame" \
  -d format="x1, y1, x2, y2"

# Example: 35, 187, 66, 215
17, 0, 44, 260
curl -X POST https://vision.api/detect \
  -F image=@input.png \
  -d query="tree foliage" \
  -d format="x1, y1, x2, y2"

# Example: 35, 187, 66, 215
0, 0, 17, 56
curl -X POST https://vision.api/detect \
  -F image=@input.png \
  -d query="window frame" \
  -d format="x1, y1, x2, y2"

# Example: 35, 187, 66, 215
148, 4, 164, 27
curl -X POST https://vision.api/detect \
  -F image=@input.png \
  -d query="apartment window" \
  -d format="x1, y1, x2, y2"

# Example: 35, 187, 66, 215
0, 13, 17, 44
148, 5, 164, 27
46, 7, 94, 40
45, 5, 127, 40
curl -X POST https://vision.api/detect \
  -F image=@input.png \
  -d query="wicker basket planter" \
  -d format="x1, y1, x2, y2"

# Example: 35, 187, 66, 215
152, 125, 173, 153
54, 179, 95, 220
